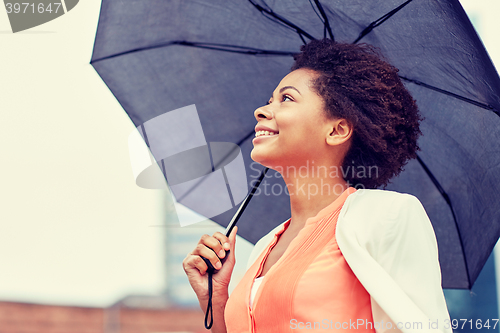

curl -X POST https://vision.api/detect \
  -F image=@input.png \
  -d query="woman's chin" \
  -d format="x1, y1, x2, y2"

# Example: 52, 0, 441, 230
250, 150, 265, 164
250, 150, 274, 169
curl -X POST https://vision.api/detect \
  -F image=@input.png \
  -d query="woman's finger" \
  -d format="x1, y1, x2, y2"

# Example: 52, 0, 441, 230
199, 234, 226, 259
212, 231, 231, 252
190, 244, 222, 273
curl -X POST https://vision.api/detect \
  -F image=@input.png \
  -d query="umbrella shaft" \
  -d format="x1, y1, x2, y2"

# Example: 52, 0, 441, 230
224, 167, 269, 237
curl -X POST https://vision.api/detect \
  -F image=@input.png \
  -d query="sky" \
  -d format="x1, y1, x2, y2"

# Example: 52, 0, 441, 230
0, 0, 499, 309
0, 0, 255, 308
0, 0, 168, 306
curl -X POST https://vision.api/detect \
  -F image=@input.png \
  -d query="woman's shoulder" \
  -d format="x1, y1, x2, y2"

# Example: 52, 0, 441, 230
341, 188, 425, 226
348, 188, 420, 205
338, 188, 435, 249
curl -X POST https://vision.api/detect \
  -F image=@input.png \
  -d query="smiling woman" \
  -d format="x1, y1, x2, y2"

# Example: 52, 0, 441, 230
251, 68, 348, 176
183, 39, 452, 333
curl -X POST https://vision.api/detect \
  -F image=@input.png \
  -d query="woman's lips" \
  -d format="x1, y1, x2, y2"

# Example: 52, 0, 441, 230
252, 132, 278, 143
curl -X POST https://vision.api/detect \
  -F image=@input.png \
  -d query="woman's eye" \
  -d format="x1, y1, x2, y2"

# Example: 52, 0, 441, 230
282, 95, 293, 102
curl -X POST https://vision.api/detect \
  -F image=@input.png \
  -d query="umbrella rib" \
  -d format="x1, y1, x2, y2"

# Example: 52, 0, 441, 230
247, 0, 316, 41
353, 0, 414, 44
312, 0, 334, 40
170, 41, 297, 56
416, 154, 471, 288
90, 41, 297, 63
175, 130, 257, 203
308, 0, 326, 26
400, 76, 499, 115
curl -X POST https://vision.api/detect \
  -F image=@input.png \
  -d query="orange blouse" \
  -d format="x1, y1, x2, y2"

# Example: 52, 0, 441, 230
225, 187, 376, 332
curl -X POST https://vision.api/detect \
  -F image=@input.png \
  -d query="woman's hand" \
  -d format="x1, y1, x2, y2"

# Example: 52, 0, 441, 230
183, 226, 238, 303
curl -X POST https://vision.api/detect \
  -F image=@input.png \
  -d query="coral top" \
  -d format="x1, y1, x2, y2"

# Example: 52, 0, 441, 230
225, 187, 375, 332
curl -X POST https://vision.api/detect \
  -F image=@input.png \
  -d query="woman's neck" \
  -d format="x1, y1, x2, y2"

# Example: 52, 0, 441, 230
279, 162, 350, 231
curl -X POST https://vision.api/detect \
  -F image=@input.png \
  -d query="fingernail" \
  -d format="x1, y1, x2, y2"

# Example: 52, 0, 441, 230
218, 249, 225, 258
223, 243, 230, 250
215, 261, 222, 269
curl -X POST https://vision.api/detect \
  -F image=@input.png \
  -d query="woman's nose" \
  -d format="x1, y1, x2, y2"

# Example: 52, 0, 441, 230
254, 105, 274, 121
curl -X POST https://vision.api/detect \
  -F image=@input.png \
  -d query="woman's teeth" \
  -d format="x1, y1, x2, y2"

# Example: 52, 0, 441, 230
255, 130, 278, 137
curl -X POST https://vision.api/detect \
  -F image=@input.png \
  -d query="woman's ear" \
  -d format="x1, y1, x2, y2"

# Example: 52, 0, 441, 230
326, 118, 353, 147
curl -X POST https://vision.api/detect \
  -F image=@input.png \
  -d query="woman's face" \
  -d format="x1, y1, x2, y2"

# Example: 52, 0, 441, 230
251, 68, 341, 170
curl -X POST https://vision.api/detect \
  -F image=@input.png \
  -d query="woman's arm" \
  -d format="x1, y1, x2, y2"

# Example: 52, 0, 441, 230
337, 190, 452, 333
196, 288, 230, 333
183, 227, 238, 333
370, 194, 452, 333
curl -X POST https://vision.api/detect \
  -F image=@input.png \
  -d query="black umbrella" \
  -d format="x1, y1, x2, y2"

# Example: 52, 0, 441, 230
90, 0, 500, 289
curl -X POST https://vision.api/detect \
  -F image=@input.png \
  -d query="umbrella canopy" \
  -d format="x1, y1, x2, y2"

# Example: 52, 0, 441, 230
90, 0, 500, 289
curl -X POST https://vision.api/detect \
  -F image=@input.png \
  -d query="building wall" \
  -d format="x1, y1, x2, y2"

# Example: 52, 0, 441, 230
0, 301, 207, 333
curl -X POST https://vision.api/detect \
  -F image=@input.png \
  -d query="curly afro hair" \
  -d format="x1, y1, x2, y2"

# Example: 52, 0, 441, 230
291, 39, 423, 189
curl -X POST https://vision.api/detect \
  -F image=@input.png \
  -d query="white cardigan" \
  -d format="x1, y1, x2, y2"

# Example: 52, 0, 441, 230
246, 189, 452, 333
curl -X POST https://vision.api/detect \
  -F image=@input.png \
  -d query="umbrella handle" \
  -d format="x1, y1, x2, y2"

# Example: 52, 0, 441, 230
204, 166, 270, 271
203, 167, 269, 273
202, 167, 269, 329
